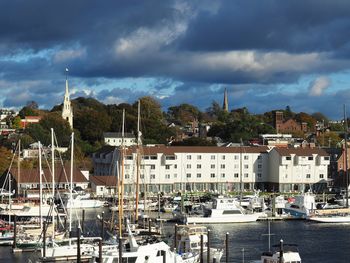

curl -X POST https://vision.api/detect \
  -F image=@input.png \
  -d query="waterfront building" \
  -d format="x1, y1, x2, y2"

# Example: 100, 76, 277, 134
92, 145, 331, 194
90, 175, 117, 197
0, 165, 89, 198
274, 111, 308, 134
93, 145, 270, 193
269, 147, 330, 192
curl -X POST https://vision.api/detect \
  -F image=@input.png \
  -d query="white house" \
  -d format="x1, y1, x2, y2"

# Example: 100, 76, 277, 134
104, 132, 136, 147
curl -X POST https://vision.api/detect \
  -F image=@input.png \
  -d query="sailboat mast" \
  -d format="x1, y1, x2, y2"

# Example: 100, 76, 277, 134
118, 109, 125, 237
344, 105, 349, 208
51, 128, 55, 239
18, 139, 21, 197
69, 132, 74, 246
135, 100, 141, 221
240, 138, 243, 206
39, 141, 43, 230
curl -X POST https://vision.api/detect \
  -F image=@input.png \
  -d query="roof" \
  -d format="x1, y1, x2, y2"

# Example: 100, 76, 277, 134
9, 164, 88, 184
125, 145, 269, 155
90, 175, 117, 187
103, 132, 135, 139
274, 147, 329, 157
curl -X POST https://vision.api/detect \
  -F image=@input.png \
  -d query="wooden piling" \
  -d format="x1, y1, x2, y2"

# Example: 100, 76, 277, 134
82, 209, 85, 234
77, 227, 81, 263
200, 234, 204, 263
225, 232, 229, 263
99, 238, 102, 263
119, 236, 123, 263
101, 211, 105, 240
207, 229, 211, 263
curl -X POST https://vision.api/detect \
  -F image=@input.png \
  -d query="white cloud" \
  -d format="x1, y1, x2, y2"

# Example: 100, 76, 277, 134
308, 76, 331, 96
54, 48, 86, 63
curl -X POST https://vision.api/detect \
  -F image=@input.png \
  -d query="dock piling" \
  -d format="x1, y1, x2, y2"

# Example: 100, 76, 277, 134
225, 232, 229, 263
207, 229, 211, 263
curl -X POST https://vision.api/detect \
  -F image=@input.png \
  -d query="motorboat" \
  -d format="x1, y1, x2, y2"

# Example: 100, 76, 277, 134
283, 191, 316, 219
176, 224, 223, 262
251, 240, 301, 263
185, 197, 261, 224
307, 207, 350, 223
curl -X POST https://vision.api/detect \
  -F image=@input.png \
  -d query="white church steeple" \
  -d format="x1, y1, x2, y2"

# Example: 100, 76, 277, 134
62, 68, 73, 129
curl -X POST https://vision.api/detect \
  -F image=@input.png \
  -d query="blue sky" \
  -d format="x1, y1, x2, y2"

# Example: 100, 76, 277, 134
1, 0, 350, 119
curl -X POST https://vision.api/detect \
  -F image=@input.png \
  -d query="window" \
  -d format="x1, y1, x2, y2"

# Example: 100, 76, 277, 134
187, 155, 192, 160
150, 165, 155, 170
197, 173, 201, 178
244, 164, 249, 169
140, 174, 144, 179
211, 164, 215, 169
187, 164, 191, 169
197, 164, 201, 169
140, 165, 145, 169
221, 173, 225, 178
286, 156, 291, 160
257, 156, 262, 160
165, 174, 170, 179
150, 174, 156, 179
324, 156, 330, 160
257, 173, 262, 178
149, 155, 157, 160
100, 187, 104, 191
210, 173, 215, 178
244, 173, 249, 178
165, 165, 170, 170
125, 164, 130, 169
174, 164, 177, 169
258, 164, 262, 169
186, 173, 191, 178
211, 155, 215, 160
197, 155, 202, 160
166, 156, 176, 160
174, 173, 177, 178
308, 156, 313, 160
306, 174, 311, 179
234, 155, 239, 160
234, 173, 239, 178
125, 174, 130, 179
319, 174, 324, 179
234, 164, 239, 169
244, 155, 249, 160
126, 155, 133, 160
222, 155, 226, 160
220, 164, 225, 169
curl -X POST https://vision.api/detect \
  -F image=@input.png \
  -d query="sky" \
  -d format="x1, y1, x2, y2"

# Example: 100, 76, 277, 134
1, 0, 350, 119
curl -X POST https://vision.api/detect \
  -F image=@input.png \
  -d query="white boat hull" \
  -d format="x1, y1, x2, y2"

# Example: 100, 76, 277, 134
186, 213, 260, 224
308, 216, 350, 223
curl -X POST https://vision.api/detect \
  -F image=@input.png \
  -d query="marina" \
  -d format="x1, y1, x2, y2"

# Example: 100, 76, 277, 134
0, 208, 350, 262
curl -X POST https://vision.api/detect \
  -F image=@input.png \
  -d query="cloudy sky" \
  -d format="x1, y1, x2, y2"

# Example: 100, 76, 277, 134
1, 0, 350, 119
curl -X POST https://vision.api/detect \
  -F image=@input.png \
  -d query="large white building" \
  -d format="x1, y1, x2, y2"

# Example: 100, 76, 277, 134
103, 132, 136, 147
269, 147, 330, 192
92, 145, 330, 194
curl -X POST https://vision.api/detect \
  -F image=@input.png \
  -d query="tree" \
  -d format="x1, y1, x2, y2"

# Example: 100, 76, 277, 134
137, 96, 163, 121
26, 100, 39, 109
0, 147, 14, 176
167, 104, 201, 125
312, 112, 329, 123
74, 108, 112, 143
11, 116, 21, 129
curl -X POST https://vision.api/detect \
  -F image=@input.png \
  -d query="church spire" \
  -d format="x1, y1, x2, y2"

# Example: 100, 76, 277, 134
62, 68, 73, 129
223, 87, 229, 112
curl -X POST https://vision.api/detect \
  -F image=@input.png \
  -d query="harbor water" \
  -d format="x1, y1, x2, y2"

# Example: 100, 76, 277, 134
1, 208, 350, 262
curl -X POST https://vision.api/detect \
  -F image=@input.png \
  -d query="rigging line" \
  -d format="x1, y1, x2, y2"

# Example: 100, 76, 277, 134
1, 141, 19, 191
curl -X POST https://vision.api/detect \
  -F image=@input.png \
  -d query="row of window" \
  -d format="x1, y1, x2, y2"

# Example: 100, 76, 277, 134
124, 154, 260, 161
124, 173, 263, 179
124, 163, 264, 170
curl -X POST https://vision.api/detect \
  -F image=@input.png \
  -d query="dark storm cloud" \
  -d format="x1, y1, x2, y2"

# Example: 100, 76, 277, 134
1, 0, 350, 118
179, 0, 350, 54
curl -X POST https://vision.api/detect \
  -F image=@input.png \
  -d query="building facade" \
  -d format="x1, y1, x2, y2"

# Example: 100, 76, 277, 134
269, 147, 330, 192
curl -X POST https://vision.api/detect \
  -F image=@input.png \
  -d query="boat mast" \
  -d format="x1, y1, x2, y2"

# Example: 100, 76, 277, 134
18, 139, 21, 197
240, 138, 243, 206
135, 100, 141, 221
344, 105, 349, 208
118, 109, 125, 237
39, 141, 43, 230
69, 132, 74, 246
51, 128, 55, 239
